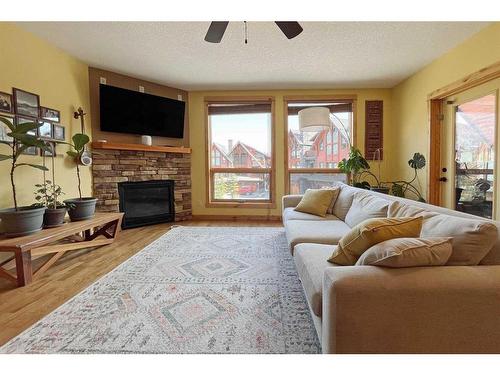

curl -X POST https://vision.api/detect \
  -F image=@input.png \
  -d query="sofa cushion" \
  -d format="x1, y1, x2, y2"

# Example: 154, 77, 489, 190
389, 202, 438, 219
356, 237, 453, 268
344, 192, 391, 227
421, 214, 498, 266
294, 243, 338, 317
325, 186, 341, 214
332, 184, 357, 221
294, 189, 338, 217
283, 207, 339, 222
329, 216, 424, 265
285, 219, 351, 254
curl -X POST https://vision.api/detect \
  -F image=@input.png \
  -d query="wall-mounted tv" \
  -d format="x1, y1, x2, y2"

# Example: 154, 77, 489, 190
99, 84, 185, 138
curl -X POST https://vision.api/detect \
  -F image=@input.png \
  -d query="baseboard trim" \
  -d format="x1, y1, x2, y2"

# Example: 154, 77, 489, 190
191, 215, 282, 222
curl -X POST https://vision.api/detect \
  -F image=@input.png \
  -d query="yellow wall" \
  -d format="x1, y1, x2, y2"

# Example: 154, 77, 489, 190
391, 22, 500, 198
0, 23, 92, 209
189, 89, 392, 217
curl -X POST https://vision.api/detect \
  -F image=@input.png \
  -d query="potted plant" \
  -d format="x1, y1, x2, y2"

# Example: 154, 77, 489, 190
62, 133, 97, 221
33, 180, 67, 227
338, 146, 387, 191
390, 153, 426, 202
0, 116, 50, 237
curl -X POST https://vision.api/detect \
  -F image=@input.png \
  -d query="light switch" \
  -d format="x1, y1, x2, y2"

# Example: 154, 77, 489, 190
177, 94, 183, 101
139, 86, 145, 93
100, 77, 107, 84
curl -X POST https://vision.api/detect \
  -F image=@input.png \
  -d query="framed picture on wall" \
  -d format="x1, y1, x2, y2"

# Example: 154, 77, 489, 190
19, 145, 38, 156
39, 121, 53, 139
52, 124, 65, 140
0, 91, 13, 113
41, 142, 56, 157
13, 88, 40, 117
40, 106, 60, 123
0, 115, 14, 143
15, 116, 39, 136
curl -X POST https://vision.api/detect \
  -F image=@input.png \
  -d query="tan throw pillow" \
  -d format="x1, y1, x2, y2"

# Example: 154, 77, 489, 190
344, 192, 391, 227
421, 214, 498, 265
328, 216, 424, 265
356, 237, 453, 267
294, 189, 337, 218
332, 184, 357, 220
324, 186, 341, 214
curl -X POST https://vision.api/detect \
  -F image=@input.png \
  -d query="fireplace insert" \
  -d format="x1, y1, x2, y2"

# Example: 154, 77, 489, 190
118, 180, 174, 229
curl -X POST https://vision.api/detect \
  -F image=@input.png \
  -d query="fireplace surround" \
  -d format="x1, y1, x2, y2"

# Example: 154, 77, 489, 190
91, 146, 192, 223
118, 180, 174, 229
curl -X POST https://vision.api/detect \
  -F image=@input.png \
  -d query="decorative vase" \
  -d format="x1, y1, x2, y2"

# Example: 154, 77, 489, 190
64, 197, 98, 221
44, 207, 67, 228
0, 206, 46, 237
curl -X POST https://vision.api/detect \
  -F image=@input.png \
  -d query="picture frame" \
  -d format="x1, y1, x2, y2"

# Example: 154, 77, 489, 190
38, 121, 53, 139
17, 143, 38, 156
0, 91, 13, 113
52, 123, 65, 141
13, 88, 40, 118
15, 116, 39, 136
40, 106, 60, 123
41, 142, 56, 157
0, 115, 14, 143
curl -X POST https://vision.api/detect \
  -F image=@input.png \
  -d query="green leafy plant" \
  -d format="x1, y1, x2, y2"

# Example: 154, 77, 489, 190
59, 133, 90, 199
390, 152, 426, 202
338, 146, 382, 189
0, 116, 50, 210
32, 180, 66, 209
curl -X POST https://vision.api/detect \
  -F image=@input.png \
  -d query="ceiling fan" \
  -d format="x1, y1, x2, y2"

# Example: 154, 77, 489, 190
204, 21, 303, 43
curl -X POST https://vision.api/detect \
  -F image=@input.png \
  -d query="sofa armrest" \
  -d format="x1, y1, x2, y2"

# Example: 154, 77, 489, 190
282, 195, 303, 210
322, 265, 500, 353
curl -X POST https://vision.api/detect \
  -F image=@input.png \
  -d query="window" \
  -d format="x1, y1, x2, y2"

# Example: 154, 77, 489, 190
207, 99, 274, 206
286, 99, 354, 194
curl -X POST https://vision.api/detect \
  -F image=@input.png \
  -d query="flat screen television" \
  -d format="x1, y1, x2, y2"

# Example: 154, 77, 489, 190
99, 84, 185, 138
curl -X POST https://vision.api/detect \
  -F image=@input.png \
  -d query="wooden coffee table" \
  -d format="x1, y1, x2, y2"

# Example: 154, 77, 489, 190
0, 212, 123, 287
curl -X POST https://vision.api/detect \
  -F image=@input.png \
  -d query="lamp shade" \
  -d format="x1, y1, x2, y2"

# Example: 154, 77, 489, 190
298, 107, 331, 132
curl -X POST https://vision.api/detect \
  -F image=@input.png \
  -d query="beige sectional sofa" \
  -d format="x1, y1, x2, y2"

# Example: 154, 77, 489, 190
282, 182, 500, 354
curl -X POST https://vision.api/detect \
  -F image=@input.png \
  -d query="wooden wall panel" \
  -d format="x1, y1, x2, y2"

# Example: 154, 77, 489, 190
365, 100, 383, 160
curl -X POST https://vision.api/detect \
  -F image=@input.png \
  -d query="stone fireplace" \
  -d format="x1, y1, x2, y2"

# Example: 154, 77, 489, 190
91, 146, 191, 222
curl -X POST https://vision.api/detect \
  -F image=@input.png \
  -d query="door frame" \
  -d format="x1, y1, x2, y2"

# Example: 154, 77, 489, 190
427, 60, 500, 206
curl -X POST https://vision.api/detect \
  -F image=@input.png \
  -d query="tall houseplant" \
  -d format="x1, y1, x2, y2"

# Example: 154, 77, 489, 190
338, 146, 384, 190
0, 116, 50, 237
62, 133, 97, 221
390, 153, 426, 202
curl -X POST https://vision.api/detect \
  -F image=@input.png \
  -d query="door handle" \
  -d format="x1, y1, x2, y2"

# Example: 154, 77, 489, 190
439, 177, 448, 182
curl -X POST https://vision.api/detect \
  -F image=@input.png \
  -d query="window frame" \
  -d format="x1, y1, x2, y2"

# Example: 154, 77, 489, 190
284, 95, 357, 194
205, 96, 276, 208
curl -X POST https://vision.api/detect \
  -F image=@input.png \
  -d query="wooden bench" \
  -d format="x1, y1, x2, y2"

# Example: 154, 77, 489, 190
0, 212, 123, 287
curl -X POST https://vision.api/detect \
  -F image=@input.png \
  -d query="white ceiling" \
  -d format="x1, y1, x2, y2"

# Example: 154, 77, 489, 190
18, 22, 489, 90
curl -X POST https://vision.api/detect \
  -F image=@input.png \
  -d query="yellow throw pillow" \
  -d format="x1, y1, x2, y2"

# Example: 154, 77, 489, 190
328, 216, 424, 265
294, 189, 338, 218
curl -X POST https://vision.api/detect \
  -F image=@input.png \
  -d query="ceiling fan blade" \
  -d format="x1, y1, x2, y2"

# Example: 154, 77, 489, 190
275, 22, 303, 39
204, 21, 229, 43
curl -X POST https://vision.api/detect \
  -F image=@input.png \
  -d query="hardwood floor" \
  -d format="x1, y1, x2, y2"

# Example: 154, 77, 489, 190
0, 220, 282, 346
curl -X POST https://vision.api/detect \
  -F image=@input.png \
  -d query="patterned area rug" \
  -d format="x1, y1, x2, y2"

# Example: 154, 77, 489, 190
1, 227, 320, 354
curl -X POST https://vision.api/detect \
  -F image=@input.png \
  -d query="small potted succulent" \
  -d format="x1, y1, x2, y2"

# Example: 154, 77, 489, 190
0, 116, 50, 237
62, 133, 97, 221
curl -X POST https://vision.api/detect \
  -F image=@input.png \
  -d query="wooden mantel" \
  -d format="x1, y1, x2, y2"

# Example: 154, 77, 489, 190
91, 141, 191, 154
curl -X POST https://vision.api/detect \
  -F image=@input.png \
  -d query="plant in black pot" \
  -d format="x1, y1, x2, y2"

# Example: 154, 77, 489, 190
390, 152, 426, 202
61, 133, 97, 221
0, 116, 50, 237
31, 142, 68, 227
338, 146, 387, 191
33, 180, 67, 227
